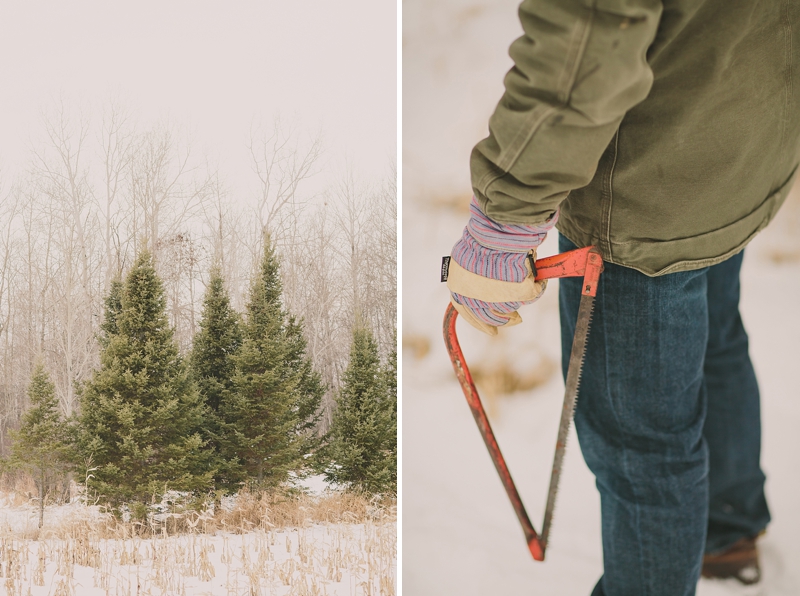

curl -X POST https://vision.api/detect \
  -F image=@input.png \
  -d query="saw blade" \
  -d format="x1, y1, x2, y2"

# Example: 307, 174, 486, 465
443, 246, 603, 562
539, 291, 595, 550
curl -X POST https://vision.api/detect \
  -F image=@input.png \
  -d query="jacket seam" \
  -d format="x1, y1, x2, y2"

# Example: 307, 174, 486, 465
490, 105, 561, 177
601, 131, 620, 260
786, 1, 793, 100
557, 2, 597, 104
778, 0, 792, 187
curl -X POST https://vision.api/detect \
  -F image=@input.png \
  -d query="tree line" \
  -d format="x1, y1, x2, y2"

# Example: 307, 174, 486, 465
0, 100, 395, 450
7, 239, 396, 524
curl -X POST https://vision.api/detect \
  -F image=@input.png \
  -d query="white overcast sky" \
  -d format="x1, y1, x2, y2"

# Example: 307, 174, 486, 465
0, 0, 396, 198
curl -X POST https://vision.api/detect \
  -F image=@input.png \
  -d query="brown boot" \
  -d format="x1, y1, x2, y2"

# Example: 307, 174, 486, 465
702, 535, 761, 585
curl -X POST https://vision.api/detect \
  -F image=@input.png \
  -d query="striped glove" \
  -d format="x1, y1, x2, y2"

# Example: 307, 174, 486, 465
447, 198, 557, 335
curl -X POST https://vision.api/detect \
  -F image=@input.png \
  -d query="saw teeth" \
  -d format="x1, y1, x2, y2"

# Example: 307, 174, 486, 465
541, 295, 596, 549
445, 270, 600, 561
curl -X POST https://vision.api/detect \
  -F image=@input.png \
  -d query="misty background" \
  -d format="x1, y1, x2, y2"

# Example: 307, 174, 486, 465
0, 0, 397, 444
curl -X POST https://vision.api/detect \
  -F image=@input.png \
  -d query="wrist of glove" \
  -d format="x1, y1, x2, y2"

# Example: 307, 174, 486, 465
446, 198, 557, 335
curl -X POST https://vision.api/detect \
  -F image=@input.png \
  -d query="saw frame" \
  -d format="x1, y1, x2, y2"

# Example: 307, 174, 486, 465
443, 246, 604, 561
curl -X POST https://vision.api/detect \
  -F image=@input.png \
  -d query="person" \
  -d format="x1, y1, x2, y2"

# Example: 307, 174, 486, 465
446, 1, 800, 595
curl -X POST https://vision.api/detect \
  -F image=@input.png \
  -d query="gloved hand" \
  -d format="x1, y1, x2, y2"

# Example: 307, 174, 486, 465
446, 198, 557, 335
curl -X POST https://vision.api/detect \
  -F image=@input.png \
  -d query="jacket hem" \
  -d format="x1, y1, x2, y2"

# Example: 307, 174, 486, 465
557, 167, 797, 276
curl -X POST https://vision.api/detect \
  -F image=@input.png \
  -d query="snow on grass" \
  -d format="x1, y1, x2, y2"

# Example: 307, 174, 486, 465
0, 489, 396, 595
0, 523, 395, 596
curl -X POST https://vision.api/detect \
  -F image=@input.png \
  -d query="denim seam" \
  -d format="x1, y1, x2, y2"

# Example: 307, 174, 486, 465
600, 273, 649, 594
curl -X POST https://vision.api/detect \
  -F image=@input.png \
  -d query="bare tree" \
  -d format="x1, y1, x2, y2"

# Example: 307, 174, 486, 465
280, 205, 346, 429
275, 167, 397, 431
99, 99, 136, 287
247, 118, 323, 254
330, 170, 397, 346
157, 232, 206, 350
29, 103, 103, 415
32, 100, 96, 307
200, 175, 251, 312
127, 122, 211, 261
0, 183, 22, 451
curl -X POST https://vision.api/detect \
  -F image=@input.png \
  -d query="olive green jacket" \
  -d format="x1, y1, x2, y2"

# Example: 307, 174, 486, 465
471, 0, 800, 275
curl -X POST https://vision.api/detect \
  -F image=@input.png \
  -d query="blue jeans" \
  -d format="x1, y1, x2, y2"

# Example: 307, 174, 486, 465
558, 236, 770, 596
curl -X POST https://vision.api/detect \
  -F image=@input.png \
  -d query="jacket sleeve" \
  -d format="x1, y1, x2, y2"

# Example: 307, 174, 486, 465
471, 0, 663, 224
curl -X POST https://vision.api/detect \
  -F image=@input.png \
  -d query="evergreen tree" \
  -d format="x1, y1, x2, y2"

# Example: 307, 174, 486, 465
99, 277, 124, 346
190, 266, 242, 489
324, 325, 395, 494
8, 363, 72, 528
381, 331, 397, 489
78, 250, 214, 506
219, 239, 323, 488
284, 314, 325, 452
190, 267, 242, 414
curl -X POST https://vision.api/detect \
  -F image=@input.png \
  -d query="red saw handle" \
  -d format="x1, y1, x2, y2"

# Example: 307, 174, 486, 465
444, 246, 603, 561
533, 245, 602, 297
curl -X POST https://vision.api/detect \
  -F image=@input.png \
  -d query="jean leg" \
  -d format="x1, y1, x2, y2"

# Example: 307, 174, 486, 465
559, 235, 709, 596
703, 251, 770, 553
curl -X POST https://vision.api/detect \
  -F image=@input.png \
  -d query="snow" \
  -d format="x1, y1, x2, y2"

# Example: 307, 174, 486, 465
0, 497, 106, 537
289, 473, 343, 498
402, 0, 800, 594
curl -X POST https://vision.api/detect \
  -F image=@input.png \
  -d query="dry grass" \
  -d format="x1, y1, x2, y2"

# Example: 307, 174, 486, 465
19, 489, 396, 541
470, 356, 556, 398
0, 474, 48, 507
213, 490, 394, 536
402, 333, 431, 360
428, 193, 472, 213
470, 354, 557, 419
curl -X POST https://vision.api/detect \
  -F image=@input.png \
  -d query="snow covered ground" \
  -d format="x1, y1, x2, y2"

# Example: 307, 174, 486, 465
0, 486, 396, 595
0, 523, 394, 596
402, 1, 800, 594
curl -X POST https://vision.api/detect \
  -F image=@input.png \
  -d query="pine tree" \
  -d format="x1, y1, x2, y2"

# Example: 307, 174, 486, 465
324, 325, 395, 494
219, 239, 323, 488
381, 331, 397, 490
99, 278, 124, 346
284, 314, 325, 452
78, 250, 214, 506
191, 268, 242, 412
190, 266, 242, 489
8, 363, 72, 528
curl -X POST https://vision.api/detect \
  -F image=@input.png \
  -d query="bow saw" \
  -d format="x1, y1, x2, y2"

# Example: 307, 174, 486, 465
443, 246, 604, 561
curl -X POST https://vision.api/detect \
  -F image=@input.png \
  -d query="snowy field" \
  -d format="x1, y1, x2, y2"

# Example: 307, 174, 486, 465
402, 1, 800, 594
0, 524, 394, 596
0, 486, 396, 596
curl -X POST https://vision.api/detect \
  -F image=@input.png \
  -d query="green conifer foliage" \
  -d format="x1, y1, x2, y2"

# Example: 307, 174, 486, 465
99, 278, 123, 346
79, 251, 214, 505
381, 332, 397, 487
220, 239, 323, 488
191, 267, 242, 414
324, 326, 395, 494
190, 266, 242, 488
9, 363, 72, 528
284, 314, 326, 450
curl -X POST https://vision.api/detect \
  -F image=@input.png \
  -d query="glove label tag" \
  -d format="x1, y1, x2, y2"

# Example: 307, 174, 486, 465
441, 256, 451, 282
